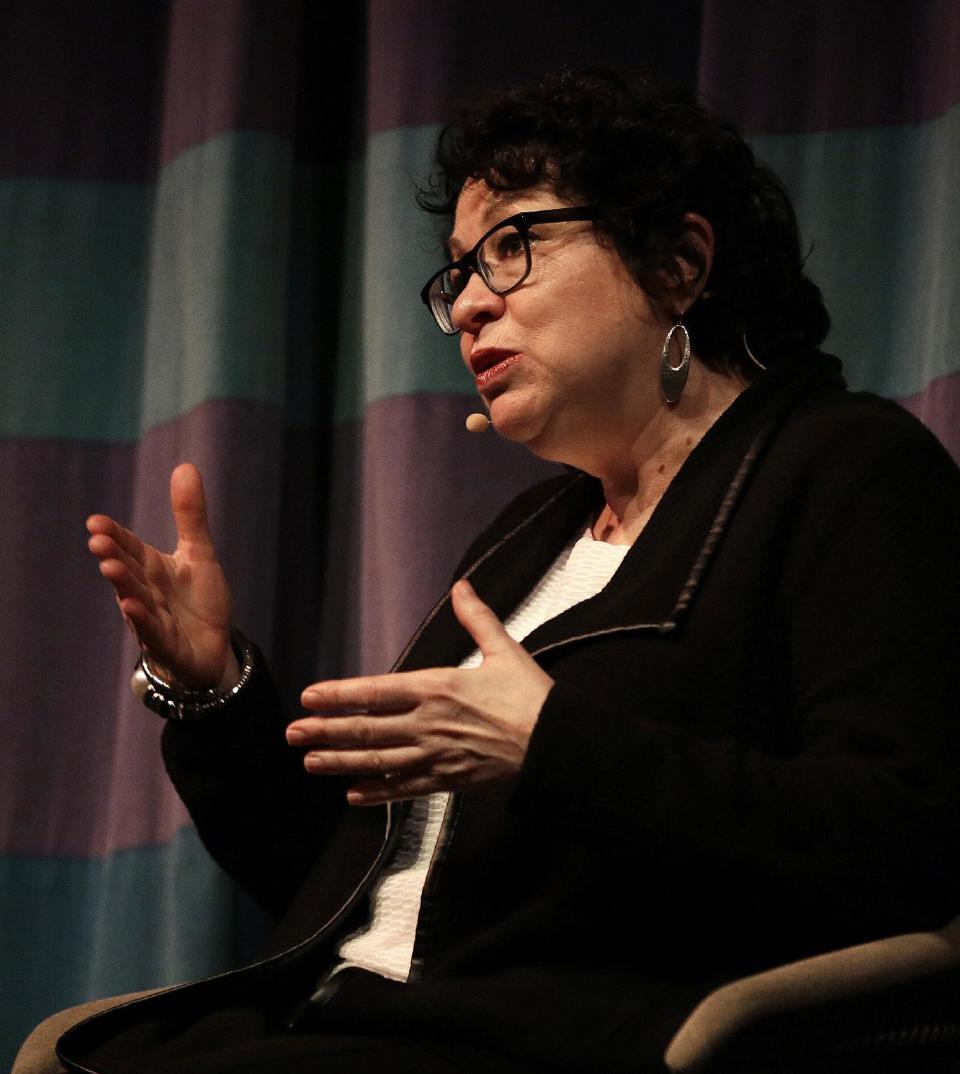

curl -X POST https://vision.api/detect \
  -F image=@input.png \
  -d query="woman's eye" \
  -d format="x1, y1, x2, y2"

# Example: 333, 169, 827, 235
492, 232, 526, 260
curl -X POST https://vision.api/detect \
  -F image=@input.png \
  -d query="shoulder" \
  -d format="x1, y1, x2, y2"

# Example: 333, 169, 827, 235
756, 358, 960, 505
785, 383, 951, 456
748, 374, 960, 592
702, 353, 960, 597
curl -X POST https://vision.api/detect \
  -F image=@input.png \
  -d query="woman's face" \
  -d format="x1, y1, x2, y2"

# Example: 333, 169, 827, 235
449, 180, 673, 470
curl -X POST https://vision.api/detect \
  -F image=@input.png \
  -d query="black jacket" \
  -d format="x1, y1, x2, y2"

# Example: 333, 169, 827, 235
60, 352, 960, 1073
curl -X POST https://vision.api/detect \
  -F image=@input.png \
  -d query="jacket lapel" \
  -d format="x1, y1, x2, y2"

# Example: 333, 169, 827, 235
396, 474, 600, 672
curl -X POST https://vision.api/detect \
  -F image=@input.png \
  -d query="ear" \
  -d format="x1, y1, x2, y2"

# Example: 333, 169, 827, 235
667, 212, 715, 315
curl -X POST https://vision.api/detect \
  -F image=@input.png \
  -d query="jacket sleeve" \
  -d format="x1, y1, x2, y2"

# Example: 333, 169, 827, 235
511, 431, 960, 954
160, 647, 349, 917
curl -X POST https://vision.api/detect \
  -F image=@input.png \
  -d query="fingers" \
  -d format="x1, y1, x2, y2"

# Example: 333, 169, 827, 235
86, 515, 147, 567
86, 520, 169, 649
287, 712, 432, 796
88, 527, 161, 612
170, 463, 214, 549
88, 530, 146, 582
302, 745, 425, 777
96, 555, 159, 614
94, 552, 167, 651
87, 462, 212, 557
115, 596, 168, 654
293, 630, 542, 805
301, 674, 426, 713
287, 713, 415, 748
450, 578, 513, 657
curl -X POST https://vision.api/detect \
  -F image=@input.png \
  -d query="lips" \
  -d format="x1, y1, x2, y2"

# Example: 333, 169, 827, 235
470, 348, 521, 387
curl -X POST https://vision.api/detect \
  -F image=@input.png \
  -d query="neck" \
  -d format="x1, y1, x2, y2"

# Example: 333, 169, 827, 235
591, 360, 747, 543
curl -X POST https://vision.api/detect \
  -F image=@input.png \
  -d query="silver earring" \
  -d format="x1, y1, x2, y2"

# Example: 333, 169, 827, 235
743, 333, 767, 371
660, 322, 691, 403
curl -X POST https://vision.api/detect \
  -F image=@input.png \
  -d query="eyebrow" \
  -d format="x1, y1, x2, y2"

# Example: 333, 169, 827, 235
445, 190, 532, 259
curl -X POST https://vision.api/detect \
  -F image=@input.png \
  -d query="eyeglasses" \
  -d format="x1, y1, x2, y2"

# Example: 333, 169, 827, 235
420, 206, 601, 335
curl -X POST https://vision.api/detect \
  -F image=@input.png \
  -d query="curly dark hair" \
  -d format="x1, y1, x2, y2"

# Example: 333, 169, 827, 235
417, 67, 830, 375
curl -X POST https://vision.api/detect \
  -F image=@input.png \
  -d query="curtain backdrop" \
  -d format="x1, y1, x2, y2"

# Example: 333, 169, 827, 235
2, 0, 957, 1064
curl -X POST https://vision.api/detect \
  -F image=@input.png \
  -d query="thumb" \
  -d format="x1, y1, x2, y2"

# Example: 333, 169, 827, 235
451, 579, 514, 658
170, 462, 214, 549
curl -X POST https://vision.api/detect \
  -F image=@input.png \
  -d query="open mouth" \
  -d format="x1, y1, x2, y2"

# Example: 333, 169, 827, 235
474, 353, 520, 386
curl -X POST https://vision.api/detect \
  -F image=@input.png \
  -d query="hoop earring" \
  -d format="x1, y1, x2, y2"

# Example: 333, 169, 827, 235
743, 333, 767, 371
660, 322, 691, 404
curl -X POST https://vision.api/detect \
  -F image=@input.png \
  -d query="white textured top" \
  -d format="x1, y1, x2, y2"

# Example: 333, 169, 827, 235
333, 527, 629, 981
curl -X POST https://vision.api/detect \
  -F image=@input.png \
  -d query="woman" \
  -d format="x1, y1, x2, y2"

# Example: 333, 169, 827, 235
23, 69, 960, 1074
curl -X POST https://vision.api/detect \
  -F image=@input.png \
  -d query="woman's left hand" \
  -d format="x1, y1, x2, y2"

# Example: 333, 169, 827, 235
287, 579, 554, 804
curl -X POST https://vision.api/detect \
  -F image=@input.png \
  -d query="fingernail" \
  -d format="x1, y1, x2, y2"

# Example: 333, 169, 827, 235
286, 727, 306, 744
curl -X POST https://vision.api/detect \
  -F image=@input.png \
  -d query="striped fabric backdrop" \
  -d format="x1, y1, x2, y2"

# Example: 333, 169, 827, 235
1, 0, 957, 1064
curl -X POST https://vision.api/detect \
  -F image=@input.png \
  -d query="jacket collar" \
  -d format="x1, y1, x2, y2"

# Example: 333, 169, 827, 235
398, 351, 845, 672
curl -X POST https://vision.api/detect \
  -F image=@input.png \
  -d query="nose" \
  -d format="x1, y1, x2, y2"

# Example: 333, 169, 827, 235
451, 272, 506, 335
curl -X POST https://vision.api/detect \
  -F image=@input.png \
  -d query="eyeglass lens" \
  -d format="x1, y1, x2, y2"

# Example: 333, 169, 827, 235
429, 222, 531, 334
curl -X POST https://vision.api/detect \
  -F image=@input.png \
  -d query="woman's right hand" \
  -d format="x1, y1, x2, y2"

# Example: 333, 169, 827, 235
86, 463, 237, 689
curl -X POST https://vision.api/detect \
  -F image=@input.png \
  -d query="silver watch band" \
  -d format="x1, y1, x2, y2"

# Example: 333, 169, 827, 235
130, 630, 255, 721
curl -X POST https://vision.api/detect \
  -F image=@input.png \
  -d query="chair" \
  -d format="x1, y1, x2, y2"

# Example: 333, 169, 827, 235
664, 916, 960, 1073
15, 924, 960, 1073
11, 989, 161, 1074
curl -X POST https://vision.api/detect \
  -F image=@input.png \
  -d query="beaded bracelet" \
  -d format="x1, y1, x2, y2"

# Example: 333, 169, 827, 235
129, 629, 255, 721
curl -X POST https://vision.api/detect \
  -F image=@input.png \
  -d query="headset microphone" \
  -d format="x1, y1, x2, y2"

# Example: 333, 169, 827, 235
465, 413, 491, 433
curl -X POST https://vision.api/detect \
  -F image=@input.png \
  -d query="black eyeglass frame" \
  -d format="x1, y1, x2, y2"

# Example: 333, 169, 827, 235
419, 206, 602, 335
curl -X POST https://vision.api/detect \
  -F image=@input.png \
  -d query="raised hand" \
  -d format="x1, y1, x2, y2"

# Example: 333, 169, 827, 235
286, 579, 555, 804
86, 463, 236, 689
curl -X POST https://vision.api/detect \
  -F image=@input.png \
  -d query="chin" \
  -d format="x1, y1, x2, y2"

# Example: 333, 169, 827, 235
495, 409, 579, 466
488, 396, 547, 447
499, 407, 598, 472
